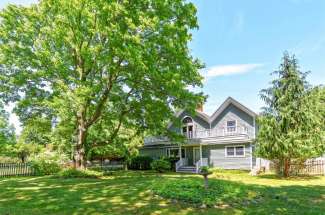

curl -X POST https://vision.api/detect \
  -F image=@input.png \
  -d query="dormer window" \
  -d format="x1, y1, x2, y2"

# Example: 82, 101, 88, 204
182, 116, 193, 138
226, 120, 236, 133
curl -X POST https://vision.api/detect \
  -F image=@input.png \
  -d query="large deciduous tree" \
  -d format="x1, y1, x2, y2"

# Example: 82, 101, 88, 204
0, 0, 204, 168
256, 53, 325, 177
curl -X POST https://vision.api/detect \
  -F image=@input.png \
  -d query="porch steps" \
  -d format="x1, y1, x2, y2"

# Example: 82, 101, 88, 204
177, 166, 197, 173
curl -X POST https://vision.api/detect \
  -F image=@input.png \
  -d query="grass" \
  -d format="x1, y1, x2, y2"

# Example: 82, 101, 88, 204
0, 170, 324, 215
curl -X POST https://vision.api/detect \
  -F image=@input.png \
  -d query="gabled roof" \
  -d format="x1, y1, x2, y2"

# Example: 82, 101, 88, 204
168, 97, 257, 128
209, 97, 257, 123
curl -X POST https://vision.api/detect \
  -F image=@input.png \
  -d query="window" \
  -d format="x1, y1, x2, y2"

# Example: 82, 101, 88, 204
167, 148, 185, 158
226, 120, 236, 133
225, 145, 245, 157
182, 116, 194, 138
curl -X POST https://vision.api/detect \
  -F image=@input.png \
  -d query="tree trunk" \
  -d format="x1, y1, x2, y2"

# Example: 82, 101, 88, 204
74, 122, 87, 169
283, 158, 290, 177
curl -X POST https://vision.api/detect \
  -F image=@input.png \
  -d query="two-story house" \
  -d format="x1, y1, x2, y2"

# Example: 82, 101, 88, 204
140, 97, 265, 173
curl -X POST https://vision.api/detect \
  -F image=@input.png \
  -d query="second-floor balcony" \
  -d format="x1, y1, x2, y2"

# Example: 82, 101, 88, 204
144, 126, 249, 145
183, 126, 248, 139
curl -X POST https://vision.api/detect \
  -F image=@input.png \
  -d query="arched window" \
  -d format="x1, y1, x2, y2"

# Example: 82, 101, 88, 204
182, 116, 194, 138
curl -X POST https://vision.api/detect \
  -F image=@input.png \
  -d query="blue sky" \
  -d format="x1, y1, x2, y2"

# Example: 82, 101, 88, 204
1, 0, 325, 133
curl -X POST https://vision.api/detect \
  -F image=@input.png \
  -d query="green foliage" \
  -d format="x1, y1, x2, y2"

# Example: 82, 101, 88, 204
0, 156, 20, 163
0, 0, 205, 168
128, 156, 153, 170
151, 178, 247, 207
151, 159, 171, 173
31, 159, 61, 176
199, 166, 212, 175
29, 150, 68, 175
256, 52, 325, 176
18, 117, 52, 146
11, 143, 42, 163
57, 168, 103, 179
163, 157, 179, 171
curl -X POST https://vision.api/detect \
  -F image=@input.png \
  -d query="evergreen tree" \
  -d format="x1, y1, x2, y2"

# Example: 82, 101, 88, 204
256, 52, 325, 177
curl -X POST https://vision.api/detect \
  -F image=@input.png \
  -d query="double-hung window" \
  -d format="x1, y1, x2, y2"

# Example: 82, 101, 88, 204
167, 148, 185, 158
226, 120, 236, 133
225, 145, 245, 157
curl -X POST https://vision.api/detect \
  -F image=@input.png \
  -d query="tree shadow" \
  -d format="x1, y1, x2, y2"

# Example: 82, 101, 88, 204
0, 172, 324, 215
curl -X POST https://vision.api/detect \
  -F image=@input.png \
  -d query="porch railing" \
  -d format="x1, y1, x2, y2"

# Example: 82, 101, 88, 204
195, 158, 208, 173
175, 158, 188, 171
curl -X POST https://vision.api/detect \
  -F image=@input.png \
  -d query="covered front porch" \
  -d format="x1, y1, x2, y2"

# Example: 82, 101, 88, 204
175, 144, 208, 173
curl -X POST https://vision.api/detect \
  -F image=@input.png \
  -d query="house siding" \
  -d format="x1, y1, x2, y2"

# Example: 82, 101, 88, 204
139, 147, 166, 159
203, 143, 252, 170
141, 98, 257, 170
169, 110, 210, 134
211, 104, 255, 139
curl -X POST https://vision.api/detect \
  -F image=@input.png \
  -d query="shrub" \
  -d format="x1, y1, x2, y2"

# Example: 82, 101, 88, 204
151, 159, 171, 173
29, 150, 68, 175
0, 156, 21, 163
31, 159, 62, 175
151, 178, 249, 207
128, 156, 153, 170
57, 168, 103, 178
163, 157, 178, 171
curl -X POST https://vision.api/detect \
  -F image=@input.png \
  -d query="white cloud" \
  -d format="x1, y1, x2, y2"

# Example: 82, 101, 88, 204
201, 63, 263, 81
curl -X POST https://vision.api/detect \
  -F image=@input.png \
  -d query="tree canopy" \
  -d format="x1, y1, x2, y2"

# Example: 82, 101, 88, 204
0, 0, 204, 168
255, 52, 325, 177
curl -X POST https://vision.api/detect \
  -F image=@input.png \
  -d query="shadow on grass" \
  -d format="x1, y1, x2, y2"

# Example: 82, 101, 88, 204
257, 174, 322, 181
0, 172, 324, 215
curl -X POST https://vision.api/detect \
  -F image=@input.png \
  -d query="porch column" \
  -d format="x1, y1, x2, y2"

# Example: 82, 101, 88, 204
179, 145, 181, 159
200, 144, 202, 166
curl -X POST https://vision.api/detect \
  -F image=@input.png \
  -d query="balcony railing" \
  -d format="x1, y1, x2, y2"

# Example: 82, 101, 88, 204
184, 126, 248, 139
144, 126, 249, 144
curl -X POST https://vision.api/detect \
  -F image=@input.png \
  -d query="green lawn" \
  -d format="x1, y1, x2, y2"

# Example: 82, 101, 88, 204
0, 171, 324, 215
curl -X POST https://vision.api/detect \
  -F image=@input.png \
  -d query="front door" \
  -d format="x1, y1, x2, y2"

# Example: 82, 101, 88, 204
193, 147, 200, 165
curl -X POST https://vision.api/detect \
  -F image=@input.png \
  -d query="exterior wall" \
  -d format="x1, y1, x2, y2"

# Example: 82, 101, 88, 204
202, 143, 252, 170
169, 110, 210, 134
185, 146, 194, 165
211, 104, 255, 139
139, 147, 166, 159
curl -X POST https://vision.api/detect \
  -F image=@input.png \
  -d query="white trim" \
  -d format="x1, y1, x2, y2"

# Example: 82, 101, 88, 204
225, 119, 237, 133
253, 116, 256, 138
250, 143, 253, 170
167, 110, 209, 129
181, 115, 195, 139
225, 145, 246, 158
167, 147, 181, 158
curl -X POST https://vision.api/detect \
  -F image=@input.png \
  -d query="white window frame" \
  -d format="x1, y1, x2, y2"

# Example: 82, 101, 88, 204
225, 145, 245, 157
226, 120, 237, 133
182, 116, 195, 139
167, 148, 186, 158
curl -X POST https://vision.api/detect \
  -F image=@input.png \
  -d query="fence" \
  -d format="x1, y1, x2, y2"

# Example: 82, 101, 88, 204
87, 160, 124, 171
289, 160, 325, 176
0, 163, 35, 177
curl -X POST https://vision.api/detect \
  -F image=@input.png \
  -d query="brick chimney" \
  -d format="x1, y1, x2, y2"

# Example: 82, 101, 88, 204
196, 103, 203, 112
